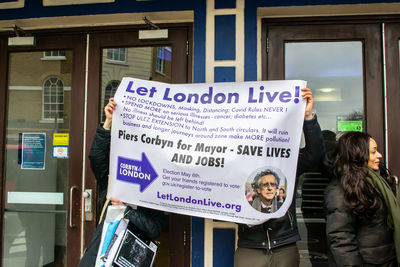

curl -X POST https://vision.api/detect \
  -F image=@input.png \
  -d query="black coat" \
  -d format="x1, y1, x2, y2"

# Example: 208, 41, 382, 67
237, 116, 325, 250
89, 125, 165, 238
325, 179, 397, 266
79, 125, 165, 267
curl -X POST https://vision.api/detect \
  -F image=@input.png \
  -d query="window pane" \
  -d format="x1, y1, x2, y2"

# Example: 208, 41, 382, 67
106, 48, 126, 62
285, 42, 364, 132
42, 77, 64, 119
43, 50, 66, 57
4, 51, 71, 267
101, 46, 172, 121
285, 41, 363, 265
101, 45, 173, 266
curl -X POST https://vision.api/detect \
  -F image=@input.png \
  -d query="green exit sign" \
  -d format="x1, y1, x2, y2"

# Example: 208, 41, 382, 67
337, 121, 363, 132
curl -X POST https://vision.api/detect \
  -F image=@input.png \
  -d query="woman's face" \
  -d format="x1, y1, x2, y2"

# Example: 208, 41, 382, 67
367, 138, 382, 170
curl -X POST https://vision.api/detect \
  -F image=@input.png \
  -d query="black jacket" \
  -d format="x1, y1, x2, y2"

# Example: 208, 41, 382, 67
89, 125, 165, 239
237, 116, 324, 250
79, 125, 165, 267
325, 179, 397, 266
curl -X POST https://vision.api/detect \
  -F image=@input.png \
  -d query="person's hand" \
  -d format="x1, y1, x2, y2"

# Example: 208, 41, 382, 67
103, 97, 116, 130
110, 197, 124, 206
302, 88, 314, 119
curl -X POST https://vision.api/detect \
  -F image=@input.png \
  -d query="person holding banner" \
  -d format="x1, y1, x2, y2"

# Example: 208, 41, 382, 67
91, 97, 164, 236
234, 88, 325, 267
79, 98, 164, 266
325, 132, 399, 266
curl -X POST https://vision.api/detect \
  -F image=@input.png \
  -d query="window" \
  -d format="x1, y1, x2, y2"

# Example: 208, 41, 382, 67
107, 48, 126, 63
43, 76, 64, 120
102, 80, 120, 122
155, 46, 171, 75
42, 50, 66, 60
155, 47, 166, 74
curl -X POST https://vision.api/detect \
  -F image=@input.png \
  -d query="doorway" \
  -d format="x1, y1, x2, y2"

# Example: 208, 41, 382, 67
84, 25, 192, 267
0, 25, 193, 267
0, 34, 86, 266
385, 22, 400, 186
262, 18, 399, 266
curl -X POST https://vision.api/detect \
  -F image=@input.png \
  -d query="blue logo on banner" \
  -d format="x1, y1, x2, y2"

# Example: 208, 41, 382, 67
116, 154, 158, 192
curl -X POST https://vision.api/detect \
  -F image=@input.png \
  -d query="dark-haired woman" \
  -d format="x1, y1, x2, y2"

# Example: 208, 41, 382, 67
324, 131, 400, 266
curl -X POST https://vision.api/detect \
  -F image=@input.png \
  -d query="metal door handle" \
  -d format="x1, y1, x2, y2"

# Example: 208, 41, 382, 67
69, 185, 77, 228
83, 189, 94, 221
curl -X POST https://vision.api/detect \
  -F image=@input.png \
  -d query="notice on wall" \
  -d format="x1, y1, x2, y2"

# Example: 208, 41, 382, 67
52, 146, 69, 159
22, 133, 46, 170
53, 133, 69, 159
109, 78, 306, 224
53, 133, 69, 146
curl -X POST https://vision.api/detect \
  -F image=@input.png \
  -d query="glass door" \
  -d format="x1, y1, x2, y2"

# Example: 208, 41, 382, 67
85, 26, 192, 267
1, 35, 86, 267
263, 21, 384, 266
385, 23, 400, 187
100, 46, 174, 267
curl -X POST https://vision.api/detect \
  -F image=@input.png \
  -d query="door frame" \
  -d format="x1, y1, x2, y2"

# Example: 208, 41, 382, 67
84, 24, 193, 267
262, 15, 400, 177
385, 22, 400, 180
0, 34, 7, 267
261, 16, 389, 156
0, 32, 86, 267
260, 16, 400, 264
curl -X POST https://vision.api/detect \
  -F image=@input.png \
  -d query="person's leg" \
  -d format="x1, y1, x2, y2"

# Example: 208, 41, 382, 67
234, 247, 271, 267
271, 243, 300, 267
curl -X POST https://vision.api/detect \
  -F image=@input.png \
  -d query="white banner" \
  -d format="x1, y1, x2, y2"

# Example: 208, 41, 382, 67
109, 78, 306, 224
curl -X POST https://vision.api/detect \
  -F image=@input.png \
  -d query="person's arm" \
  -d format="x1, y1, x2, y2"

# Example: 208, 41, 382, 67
89, 126, 111, 192
325, 185, 362, 266
126, 207, 165, 239
95, 98, 165, 238
296, 88, 325, 176
102, 97, 115, 131
88, 98, 116, 194
302, 87, 315, 121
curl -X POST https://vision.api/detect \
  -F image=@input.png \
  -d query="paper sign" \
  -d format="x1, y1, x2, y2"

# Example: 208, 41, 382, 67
337, 120, 363, 132
53, 133, 69, 146
22, 133, 46, 170
53, 146, 69, 159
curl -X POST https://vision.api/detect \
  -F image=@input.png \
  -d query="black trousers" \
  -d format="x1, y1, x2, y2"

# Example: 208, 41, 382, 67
78, 219, 105, 267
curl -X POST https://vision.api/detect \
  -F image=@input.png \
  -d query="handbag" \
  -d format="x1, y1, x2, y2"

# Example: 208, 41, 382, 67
95, 205, 128, 267
104, 221, 159, 267
79, 200, 159, 267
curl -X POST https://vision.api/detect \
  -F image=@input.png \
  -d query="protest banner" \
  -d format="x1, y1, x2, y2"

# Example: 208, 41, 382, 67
108, 78, 306, 224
